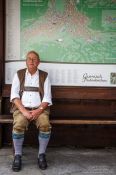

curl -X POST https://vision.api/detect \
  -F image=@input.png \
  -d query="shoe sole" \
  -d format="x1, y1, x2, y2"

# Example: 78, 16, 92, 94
12, 166, 21, 172
12, 168, 21, 172
39, 167, 47, 170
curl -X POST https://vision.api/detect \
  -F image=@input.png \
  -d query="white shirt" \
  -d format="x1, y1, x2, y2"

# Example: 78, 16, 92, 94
10, 69, 52, 108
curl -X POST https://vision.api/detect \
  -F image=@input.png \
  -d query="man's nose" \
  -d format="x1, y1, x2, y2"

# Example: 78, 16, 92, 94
30, 58, 34, 62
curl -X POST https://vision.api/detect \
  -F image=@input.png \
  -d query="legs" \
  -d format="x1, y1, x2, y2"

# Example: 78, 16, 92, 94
38, 131, 51, 170
12, 110, 29, 171
12, 110, 29, 155
12, 109, 52, 171
35, 110, 52, 169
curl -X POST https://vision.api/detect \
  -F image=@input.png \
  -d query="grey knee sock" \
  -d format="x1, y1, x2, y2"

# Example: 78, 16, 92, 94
12, 133, 24, 156
38, 131, 51, 157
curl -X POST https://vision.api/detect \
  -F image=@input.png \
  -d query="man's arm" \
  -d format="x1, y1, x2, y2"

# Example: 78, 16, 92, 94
11, 73, 32, 120
38, 102, 49, 111
31, 75, 52, 119
13, 98, 32, 120
42, 75, 52, 106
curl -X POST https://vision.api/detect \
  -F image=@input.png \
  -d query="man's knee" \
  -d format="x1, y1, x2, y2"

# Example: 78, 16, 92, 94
13, 117, 28, 133
36, 112, 51, 132
39, 124, 52, 132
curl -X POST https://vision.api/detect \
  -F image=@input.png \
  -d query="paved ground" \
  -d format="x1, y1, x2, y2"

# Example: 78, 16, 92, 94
0, 147, 116, 175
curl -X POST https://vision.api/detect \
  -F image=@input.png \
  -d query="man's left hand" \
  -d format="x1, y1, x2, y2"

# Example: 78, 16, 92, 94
30, 108, 42, 120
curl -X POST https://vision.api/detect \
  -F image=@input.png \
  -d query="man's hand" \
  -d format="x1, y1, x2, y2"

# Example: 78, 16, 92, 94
13, 98, 33, 120
21, 109, 33, 120
30, 102, 49, 120
30, 108, 42, 120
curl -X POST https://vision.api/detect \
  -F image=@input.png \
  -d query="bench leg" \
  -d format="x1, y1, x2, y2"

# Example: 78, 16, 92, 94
0, 124, 2, 148
0, 97, 2, 148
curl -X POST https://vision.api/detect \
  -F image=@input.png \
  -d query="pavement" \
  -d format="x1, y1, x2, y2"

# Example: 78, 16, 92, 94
0, 147, 116, 175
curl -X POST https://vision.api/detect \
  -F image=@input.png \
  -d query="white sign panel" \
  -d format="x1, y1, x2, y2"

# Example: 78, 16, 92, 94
5, 62, 116, 87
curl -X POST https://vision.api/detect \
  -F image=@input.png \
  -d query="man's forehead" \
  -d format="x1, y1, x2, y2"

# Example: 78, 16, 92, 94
27, 53, 38, 58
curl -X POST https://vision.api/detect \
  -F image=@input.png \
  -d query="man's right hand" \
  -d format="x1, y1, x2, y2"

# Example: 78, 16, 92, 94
13, 98, 33, 120
21, 109, 33, 120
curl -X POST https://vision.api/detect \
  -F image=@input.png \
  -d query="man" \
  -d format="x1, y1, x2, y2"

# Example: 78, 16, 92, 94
10, 51, 52, 172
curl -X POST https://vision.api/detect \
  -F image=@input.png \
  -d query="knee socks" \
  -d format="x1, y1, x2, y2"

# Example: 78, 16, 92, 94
12, 132, 24, 156
12, 131, 50, 157
38, 131, 51, 157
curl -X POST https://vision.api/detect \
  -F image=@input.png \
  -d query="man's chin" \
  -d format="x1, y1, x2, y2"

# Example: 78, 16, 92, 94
28, 67, 37, 72
28, 66, 35, 69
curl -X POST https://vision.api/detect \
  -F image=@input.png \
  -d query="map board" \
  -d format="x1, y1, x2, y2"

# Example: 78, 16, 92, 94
20, 0, 116, 63
5, 0, 116, 87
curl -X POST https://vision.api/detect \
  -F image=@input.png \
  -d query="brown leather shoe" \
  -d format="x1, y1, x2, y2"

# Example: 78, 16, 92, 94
12, 155, 22, 172
38, 153, 47, 170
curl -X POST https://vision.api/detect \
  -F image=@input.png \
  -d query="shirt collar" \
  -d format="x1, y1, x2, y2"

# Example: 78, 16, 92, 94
26, 69, 39, 76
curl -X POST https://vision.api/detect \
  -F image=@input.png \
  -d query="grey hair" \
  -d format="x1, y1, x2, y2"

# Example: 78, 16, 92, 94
26, 50, 40, 60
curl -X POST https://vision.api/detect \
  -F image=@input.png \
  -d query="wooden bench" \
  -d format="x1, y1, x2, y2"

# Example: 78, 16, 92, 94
0, 85, 116, 147
1, 114, 116, 148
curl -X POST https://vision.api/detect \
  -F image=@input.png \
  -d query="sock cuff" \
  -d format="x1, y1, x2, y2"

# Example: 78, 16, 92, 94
39, 131, 51, 139
12, 132, 24, 139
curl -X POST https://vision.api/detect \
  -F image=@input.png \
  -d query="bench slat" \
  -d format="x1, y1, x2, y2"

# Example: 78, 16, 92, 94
0, 115, 13, 123
50, 120, 116, 125
1, 115, 116, 125
0, 119, 13, 123
1, 118, 116, 124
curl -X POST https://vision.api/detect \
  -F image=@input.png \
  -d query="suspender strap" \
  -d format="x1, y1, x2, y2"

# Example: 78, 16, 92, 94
17, 68, 48, 100
24, 86, 39, 92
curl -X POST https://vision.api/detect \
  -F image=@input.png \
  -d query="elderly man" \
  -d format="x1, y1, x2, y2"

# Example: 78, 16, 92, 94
10, 51, 52, 171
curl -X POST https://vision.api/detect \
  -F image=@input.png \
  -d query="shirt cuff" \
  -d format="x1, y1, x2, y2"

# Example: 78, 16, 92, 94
10, 94, 20, 102
42, 97, 52, 106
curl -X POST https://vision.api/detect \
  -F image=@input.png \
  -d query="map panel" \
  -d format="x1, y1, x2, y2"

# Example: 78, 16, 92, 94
20, 0, 116, 63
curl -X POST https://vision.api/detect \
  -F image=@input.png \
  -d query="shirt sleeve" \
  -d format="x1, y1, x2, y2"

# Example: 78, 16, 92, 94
10, 73, 20, 102
42, 75, 52, 106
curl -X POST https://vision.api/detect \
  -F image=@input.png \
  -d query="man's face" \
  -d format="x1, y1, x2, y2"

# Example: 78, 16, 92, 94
26, 52, 40, 71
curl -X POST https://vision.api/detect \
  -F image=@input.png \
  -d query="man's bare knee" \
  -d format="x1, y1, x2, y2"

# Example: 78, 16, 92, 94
39, 125, 51, 132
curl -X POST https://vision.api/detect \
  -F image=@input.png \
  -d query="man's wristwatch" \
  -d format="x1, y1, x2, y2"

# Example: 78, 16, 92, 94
39, 106, 44, 110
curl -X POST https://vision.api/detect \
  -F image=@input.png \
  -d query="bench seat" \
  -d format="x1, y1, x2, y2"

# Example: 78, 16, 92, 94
1, 114, 116, 148
1, 115, 116, 125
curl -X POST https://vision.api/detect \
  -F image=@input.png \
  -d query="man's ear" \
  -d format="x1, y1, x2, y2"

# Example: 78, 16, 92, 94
37, 61, 40, 66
